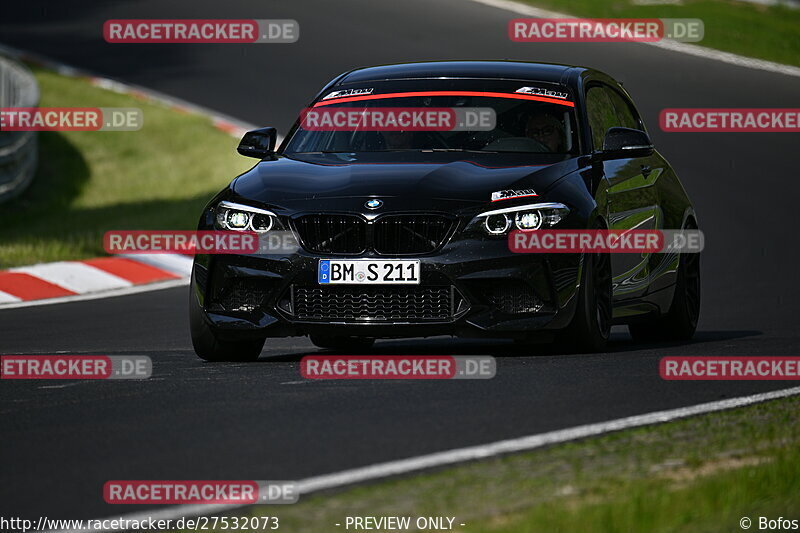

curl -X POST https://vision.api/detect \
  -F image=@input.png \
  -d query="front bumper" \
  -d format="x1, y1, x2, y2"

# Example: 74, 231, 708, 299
190, 237, 583, 340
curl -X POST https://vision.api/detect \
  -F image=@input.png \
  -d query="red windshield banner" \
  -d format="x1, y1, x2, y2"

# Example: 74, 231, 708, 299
313, 91, 575, 108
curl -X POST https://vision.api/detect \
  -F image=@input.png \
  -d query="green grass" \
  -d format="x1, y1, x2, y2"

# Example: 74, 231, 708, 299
511, 0, 800, 67
177, 394, 800, 533
0, 67, 254, 268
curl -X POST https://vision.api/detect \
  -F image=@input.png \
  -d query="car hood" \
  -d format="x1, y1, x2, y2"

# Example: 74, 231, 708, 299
232, 153, 580, 212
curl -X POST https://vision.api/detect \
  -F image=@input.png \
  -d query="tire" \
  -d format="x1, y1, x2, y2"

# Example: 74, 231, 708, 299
558, 241, 612, 353
189, 288, 265, 362
628, 245, 700, 342
310, 335, 375, 351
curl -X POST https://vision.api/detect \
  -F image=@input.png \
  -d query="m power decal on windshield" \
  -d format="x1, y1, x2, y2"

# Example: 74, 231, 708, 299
515, 86, 570, 100
321, 88, 375, 100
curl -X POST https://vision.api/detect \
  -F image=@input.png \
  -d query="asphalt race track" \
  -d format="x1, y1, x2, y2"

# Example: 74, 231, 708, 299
1, 0, 799, 521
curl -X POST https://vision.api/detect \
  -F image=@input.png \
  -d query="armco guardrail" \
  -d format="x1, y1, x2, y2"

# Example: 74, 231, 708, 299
0, 55, 39, 202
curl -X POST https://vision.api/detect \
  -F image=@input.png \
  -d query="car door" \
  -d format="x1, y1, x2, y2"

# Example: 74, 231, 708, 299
585, 83, 662, 302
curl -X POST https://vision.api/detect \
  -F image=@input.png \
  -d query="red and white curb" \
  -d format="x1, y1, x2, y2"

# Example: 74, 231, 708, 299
0, 254, 193, 308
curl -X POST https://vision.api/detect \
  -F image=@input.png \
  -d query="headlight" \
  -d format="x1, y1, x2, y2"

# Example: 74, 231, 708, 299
515, 211, 542, 230
474, 202, 569, 236
485, 213, 512, 235
215, 201, 281, 232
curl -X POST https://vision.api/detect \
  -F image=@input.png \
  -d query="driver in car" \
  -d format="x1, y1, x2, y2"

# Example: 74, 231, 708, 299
525, 113, 566, 152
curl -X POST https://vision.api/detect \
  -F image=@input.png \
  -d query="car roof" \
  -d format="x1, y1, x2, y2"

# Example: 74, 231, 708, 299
336, 60, 588, 86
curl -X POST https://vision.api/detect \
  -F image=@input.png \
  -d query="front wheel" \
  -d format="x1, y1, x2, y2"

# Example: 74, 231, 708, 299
628, 248, 700, 342
558, 246, 612, 353
189, 288, 264, 362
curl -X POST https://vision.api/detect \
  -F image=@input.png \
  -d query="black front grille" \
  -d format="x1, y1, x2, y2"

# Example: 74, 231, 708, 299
374, 215, 454, 255
294, 214, 366, 254
292, 214, 453, 255
293, 285, 454, 321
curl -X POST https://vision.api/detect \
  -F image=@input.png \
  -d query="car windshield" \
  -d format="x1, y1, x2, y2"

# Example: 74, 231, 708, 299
283, 89, 579, 156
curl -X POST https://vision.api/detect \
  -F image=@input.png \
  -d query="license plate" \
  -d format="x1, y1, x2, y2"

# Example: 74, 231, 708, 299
318, 259, 421, 285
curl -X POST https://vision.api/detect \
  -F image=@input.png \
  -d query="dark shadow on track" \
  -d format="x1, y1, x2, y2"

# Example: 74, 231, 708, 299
253, 329, 763, 362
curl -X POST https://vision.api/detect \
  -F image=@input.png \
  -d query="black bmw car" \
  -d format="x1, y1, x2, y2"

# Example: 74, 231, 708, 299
189, 61, 700, 361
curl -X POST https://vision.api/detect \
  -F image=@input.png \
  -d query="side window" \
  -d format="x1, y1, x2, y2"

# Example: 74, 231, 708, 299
606, 88, 641, 130
585, 86, 616, 151
586, 84, 642, 150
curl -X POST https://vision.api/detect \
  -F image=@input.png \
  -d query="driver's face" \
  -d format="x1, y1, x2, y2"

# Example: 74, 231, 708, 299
526, 116, 561, 152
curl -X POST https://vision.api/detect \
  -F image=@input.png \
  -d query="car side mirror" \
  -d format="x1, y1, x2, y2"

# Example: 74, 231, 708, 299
597, 127, 653, 160
237, 127, 277, 158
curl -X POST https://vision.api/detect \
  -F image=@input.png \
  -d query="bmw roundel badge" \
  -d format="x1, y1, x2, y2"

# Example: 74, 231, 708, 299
365, 199, 383, 209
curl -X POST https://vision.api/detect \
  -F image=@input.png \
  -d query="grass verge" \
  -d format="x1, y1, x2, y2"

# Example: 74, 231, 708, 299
0, 66, 253, 268
180, 393, 800, 533
512, 0, 800, 67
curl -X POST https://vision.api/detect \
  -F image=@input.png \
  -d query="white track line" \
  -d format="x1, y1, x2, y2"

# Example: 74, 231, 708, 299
51, 385, 800, 533
466, 0, 800, 78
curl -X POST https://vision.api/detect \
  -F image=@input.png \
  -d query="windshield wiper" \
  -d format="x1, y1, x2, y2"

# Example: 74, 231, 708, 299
423, 148, 498, 153
356, 148, 504, 153
295, 149, 511, 154
291, 150, 357, 154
